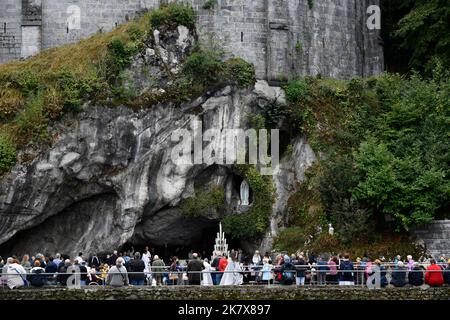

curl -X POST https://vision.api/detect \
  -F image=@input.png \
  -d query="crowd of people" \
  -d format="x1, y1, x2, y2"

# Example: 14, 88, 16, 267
1, 247, 449, 290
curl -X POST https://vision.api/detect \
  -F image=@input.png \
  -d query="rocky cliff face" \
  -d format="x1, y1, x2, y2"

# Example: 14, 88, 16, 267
0, 86, 315, 257
0, 24, 316, 258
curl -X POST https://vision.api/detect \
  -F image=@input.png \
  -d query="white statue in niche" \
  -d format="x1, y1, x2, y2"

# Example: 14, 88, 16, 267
328, 224, 334, 236
240, 180, 250, 206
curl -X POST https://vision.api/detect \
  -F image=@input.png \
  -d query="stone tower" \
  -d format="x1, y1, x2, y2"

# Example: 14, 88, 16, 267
0, 0, 384, 81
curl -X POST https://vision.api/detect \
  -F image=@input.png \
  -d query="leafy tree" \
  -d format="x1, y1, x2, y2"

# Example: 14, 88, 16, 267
319, 155, 372, 243
393, 0, 450, 73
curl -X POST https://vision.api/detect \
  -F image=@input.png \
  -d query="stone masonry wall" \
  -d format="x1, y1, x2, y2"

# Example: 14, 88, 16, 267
0, 0, 22, 63
0, 0, 383, 80
41, 0, 155, 49
0, 286, 449, 300
413, 220, 450, 259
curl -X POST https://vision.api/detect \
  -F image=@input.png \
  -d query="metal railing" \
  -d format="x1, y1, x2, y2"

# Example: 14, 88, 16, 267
1, 267, 449, 290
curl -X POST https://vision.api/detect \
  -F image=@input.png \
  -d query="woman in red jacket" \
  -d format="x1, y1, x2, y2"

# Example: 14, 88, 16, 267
425, 259, 444, 287
216, 253, 228, 285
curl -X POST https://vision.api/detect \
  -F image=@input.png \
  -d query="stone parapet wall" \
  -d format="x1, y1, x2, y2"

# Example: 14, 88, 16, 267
0, 286, 449, 300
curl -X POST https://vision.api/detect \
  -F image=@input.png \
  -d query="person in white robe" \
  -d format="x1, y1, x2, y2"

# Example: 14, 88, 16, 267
201, 258, 214, 286
220, 252, 243, 286
142, 246, 152, 282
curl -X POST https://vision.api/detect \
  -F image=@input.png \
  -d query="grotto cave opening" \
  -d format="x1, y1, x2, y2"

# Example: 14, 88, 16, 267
0, 193, 123, 258
121, 224, 242, 263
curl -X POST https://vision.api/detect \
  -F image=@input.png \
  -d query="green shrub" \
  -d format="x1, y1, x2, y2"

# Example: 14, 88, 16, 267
223, 165, 275, 240
149, 10, 167, 29
284, 79, 310, 104
183, 186, 225, 218
282, 72, 450, 234
150, 3, 196, 30
0, 86, 24, 120
224, 58, 256, 88
107, 38, 140, 77
0, 134, 16, 175
308, 0, 314, 9
9, 70, 40, 94
52, 70, 90, 112
317, 155, 373, 243
273, 227, 307, 253
127, 23, 145, 41
182, 48, 225, 86
13, 93, 49, 144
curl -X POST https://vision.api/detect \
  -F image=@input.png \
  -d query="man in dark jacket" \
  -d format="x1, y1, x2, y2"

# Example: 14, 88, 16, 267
408, 263, 424, 286
187, 253, 204, 285
391, 261, 407, 287
292, 255, 307, 286
127, 252, 146, 286
45, 256, 58, 284
338, 254, 354, 285
57, 260, 72, 286
316, 255, 329, 285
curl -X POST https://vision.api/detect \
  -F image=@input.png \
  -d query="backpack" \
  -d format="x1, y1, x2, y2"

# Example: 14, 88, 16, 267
282, 264, 295, 284
30, 268, 46, 287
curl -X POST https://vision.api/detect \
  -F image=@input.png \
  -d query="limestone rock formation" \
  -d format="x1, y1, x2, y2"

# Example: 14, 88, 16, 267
0, 86, 315, 257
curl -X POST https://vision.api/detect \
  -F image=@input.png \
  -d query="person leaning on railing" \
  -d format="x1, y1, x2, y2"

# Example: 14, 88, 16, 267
187, 253, 204, 286
292, 254, 307, 286
98, 263, 110, 285
28, 260, 46, 287
151, 255, 166, 286
390, 261, 408, 287
445, 259, 450, 285
106, 257, 129, 287
57, 259, 72, 286
127, 252, 146, 286
45, 256, 58, 285
425, 259, 444, 287
168, 256, 181, 285
338, 254, 355, 286
408, 262, 424, 286
4, 258, 27, 289
373, 259, 389, 287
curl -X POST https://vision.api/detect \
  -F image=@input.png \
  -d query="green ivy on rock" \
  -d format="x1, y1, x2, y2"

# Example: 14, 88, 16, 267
182, 186, 225, 218
222, 165, 275, 240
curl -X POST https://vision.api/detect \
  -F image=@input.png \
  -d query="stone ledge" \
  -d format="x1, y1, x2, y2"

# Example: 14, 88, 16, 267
1, 286, 449, 300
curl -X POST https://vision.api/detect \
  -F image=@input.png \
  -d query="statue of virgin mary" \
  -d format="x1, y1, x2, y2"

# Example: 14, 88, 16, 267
240, 180, 250, 206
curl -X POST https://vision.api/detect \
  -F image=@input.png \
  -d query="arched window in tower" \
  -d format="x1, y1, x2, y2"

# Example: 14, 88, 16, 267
240, 180, 250, 206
